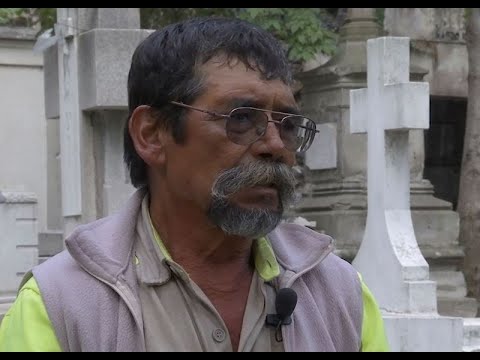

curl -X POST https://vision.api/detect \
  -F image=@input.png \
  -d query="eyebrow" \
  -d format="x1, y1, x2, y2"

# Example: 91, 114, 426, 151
227, 97, 301, 116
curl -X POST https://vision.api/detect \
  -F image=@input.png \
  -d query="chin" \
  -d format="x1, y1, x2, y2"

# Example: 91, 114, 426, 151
207, 197, 284, 239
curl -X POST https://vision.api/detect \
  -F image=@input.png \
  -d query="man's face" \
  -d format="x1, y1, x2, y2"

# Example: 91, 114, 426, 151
162, 58, 298, 239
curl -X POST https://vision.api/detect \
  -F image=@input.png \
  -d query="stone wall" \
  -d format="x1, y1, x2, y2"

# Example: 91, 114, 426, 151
0, 191, 38, 300
0, 26, 48, 233
384, 8, 468, 98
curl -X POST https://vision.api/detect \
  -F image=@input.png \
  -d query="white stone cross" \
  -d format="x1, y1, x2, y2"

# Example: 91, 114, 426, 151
349, 37, 436, 314
56, 8, 82, 218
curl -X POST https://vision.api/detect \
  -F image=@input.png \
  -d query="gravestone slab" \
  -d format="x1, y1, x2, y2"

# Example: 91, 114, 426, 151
0, 191, 38, 318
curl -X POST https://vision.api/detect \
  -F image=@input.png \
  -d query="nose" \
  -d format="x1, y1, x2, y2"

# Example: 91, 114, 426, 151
249, 122, 295, 165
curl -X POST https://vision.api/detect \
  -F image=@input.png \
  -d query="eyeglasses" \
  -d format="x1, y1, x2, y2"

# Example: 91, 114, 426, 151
169, 101, 319, 153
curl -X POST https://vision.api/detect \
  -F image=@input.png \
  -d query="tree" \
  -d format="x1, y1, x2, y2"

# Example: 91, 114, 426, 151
0, 8, 54, 32
458, 8, 480, 314
141, 8, 338, 65
1, 8, 340, 67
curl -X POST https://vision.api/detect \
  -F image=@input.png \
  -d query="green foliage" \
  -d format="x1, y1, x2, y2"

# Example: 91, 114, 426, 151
36, 8, 56, 31
0, 8, 55, 32
141, 8, 338, 65
375, 8, 385, 27
465, 8, 472, 20
238, 8, 337, 63
141, 8, 238, 29
0, 8, 30, 26
1, 8, 338, 65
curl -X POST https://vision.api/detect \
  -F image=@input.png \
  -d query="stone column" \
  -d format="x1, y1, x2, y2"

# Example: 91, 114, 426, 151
43, 9, 152, 245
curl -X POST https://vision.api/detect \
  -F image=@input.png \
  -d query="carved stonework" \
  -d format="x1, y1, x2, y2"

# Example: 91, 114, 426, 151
0, 191, 37, 204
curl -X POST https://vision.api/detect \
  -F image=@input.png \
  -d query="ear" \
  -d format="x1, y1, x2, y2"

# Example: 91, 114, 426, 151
128, 105, 168, 167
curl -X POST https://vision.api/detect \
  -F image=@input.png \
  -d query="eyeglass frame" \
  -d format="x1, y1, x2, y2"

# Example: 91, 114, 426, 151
168, 100, 319, 153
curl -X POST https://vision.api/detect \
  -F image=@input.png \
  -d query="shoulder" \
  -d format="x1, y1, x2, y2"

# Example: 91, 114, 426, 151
18, 276, 40, 295
33, 250, 90, 290
292, 252, 364, 351
358, 275, 390, 352
32, 249, 118, 306
0, 277, 61, 352
301, 245, 364, 327
30, 251, 124, 351
269, 223, 362, 297
6, 277, 42, 308
321, 252, 361, 283
306, 252, 363, 300
31, 249, 120, 328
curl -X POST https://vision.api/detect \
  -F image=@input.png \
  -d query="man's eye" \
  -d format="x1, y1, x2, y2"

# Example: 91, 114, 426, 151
231, 113, 251, 123
229, 117, 253, 133
229, 110, 255, 130
282, 118, 297, 133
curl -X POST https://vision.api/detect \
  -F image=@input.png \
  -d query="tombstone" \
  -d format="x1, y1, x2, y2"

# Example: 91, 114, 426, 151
384, 9, 474, 317
296, 8, 472, 318
42, 9, 152, 249
0, 26, 45, 322
0, 191, 38, 323
350, 36, 463, 352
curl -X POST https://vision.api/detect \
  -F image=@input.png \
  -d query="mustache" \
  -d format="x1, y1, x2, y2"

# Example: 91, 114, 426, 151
211, 160, 297, 203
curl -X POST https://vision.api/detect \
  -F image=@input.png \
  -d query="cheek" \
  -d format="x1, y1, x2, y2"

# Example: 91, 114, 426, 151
190, 127, 247, 173
170, 120, 249, 194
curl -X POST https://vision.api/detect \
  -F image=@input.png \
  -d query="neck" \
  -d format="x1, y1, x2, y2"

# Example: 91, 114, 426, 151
148, 186, 254, 275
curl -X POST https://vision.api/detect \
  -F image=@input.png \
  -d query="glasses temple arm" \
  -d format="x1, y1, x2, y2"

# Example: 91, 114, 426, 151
170, 101, 229, 119
267, 119, 320, 133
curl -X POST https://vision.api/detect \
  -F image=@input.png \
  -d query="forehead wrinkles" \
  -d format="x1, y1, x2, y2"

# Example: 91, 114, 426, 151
196, 56, 295, 109
199, 54, 283, 90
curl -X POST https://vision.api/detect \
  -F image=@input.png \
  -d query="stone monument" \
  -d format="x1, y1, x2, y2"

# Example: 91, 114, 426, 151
296, 8, 472, 317
0, 27, 45, 322
383, 8, 474, 318
41, 9, 151, 254
350, 36, 463, 352
0, 192, 38, 323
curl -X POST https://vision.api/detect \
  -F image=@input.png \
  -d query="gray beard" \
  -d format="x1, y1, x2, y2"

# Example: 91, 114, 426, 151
207, 197, 283, 239
206, 160, 297, 239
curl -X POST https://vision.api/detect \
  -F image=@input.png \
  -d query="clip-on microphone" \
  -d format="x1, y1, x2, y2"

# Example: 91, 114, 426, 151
266, 288, 297, 342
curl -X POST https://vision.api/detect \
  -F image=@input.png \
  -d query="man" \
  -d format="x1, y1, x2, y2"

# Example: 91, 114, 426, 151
0, 17, 389, 352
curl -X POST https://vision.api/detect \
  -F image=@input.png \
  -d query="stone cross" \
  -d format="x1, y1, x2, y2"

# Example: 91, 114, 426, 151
350, 37, 463, 352
55, 8, 82, 218
350, 36, 433, 313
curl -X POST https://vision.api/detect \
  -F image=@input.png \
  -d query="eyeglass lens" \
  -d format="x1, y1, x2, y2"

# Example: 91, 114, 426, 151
225, 108, 316, 152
